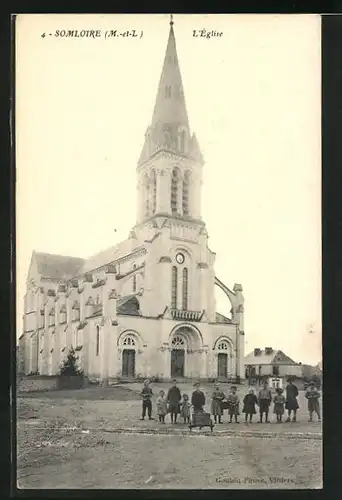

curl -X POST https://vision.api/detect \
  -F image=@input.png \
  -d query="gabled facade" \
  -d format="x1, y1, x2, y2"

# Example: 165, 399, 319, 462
20, 17, 245, 383
244, 347, 302, 378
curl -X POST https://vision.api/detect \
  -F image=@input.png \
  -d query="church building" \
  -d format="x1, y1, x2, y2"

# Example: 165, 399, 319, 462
19, 17, 245, 383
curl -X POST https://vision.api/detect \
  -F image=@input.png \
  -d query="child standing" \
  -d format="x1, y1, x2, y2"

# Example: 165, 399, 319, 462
140, 379, 154, 421
180, 393, 191, 424
211, 383, 225, 424
156, 389, 168, 424
227, 386, 240, 423
305, 382, 321, 422
273, 387, 286, 423
242, 388, 258, 424
258, 381, 272, 423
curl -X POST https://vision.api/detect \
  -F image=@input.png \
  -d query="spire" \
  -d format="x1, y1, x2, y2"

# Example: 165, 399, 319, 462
150, 16, 189, 130
137, 15, 203, 167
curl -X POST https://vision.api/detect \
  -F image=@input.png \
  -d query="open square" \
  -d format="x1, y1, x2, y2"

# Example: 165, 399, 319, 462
17, 383, 322, 489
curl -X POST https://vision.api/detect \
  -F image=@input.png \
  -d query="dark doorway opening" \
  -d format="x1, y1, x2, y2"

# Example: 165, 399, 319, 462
171, 349, 185, 378
122, 349, 135, 378
217, 352, 228, 379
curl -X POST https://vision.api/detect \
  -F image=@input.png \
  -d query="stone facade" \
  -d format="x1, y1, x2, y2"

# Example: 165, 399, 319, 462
19, 19, 245, 384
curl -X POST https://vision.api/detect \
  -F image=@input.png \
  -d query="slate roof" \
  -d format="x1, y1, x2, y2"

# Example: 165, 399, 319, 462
244, 349, 298, 366
215, 312, 232, 324
117, 295, 141, 316
81, 239, 143, 274
34, 252, 84, 280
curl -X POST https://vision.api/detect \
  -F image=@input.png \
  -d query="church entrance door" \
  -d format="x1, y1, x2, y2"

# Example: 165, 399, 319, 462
171, 349, 185, 378
122, 349, 135, 378
217, 353, 228, 379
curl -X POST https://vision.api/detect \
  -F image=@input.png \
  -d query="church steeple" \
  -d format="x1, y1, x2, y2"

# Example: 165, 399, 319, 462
149, 15, 190, 132
136, 16, 204, 225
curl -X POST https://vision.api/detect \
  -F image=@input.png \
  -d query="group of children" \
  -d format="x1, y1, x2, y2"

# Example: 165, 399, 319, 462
139, 378, 321, 425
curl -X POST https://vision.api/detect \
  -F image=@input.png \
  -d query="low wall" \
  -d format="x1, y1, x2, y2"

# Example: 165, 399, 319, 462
17, 375, 58, 393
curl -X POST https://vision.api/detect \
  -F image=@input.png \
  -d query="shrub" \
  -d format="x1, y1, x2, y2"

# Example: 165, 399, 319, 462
58, 347, 84, 377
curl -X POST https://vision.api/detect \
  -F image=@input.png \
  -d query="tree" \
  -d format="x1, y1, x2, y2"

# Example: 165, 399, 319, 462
58, 347, 83, 377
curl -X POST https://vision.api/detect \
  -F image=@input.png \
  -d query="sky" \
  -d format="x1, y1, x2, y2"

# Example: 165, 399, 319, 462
16, 14, 322, 364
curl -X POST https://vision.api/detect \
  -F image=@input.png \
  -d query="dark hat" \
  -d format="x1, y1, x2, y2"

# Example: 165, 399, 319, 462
194, 381, 200, 387
231, 385, 237, 390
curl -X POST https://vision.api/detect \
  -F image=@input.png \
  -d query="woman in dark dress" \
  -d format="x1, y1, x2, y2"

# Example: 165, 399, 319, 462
285, 379, 299, 422
242, 388, 258, 424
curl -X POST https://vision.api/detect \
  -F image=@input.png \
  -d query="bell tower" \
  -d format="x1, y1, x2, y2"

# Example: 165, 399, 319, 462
136, 15, 204, 226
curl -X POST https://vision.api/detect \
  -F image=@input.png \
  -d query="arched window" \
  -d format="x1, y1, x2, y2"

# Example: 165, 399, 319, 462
123, 335, 136, 346
182, 268, 188, 310
144, 174, 150, 218
132, 264, 137, 292
165, 85, 171, 98
40, 309, 45, 329
49, 308, 55, 327
171, 266, 178, 309
179, 130, 186, 153
72, 301, 80, 322
151, 170, 156, 214
73, 328, 78, 348
171, 335, 185, 349
171, 168, 179, 214
182, 171, 190, 216
96, 326, 100, 356
217, 340, 230, 351
59, 304, 67, 324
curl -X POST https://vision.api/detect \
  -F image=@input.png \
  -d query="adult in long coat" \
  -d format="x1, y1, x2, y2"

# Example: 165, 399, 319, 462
191, 382, 206, 412
167, 379, 181, 423
285, 379, 299, 422
211, 384, 225, 423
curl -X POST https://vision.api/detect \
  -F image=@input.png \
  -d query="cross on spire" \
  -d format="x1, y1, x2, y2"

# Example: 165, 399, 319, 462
170, 14, 174, 26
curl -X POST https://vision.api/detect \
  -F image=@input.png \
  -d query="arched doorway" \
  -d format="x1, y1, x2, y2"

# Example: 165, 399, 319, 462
171, 335, 185, 378
169, 325, 203, 379
216, 340, 231, 380
122, 335, 136, 378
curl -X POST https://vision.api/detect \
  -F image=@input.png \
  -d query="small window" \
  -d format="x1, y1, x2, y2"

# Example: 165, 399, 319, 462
171, 335, 185, 349
123, 335, 136, 346
272, 365, 279, 376
165, 85, 171, 98
217, 341, 229, 351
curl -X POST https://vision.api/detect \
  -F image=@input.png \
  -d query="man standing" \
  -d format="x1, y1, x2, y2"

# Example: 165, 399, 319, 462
140, 379, 153, 421
167, 379, 181, 424
191, 381, 206, 412
258, 381, 272, 423
285, 378, 299, 422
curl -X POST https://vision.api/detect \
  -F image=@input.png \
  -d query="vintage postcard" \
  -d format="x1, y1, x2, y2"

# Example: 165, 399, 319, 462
16, 14, 322, 489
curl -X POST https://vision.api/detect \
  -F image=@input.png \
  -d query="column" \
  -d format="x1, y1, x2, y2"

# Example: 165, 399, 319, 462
117, 348, 122, 377
176, 172, 183, 215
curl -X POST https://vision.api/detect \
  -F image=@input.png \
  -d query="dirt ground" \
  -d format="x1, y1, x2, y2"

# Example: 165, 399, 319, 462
17, 383, 322, 490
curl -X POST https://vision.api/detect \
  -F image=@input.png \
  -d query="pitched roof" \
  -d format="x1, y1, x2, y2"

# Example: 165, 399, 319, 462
215, 312, 232, 324
117, 295, 141, 316
34, 252, 84, 280
81, 239, 141, 274
244, 349, 298, 366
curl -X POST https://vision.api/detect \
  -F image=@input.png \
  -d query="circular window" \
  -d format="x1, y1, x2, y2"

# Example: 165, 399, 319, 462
176, 253, 185, 264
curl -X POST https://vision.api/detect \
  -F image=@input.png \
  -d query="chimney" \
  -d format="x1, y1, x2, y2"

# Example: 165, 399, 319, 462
254, 348, 261, 356
265, 347, 273, 355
